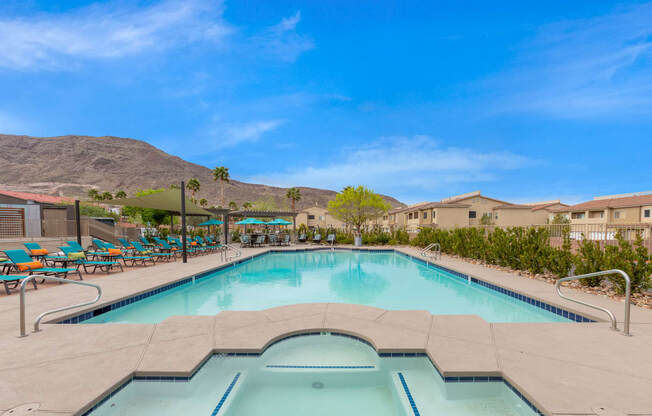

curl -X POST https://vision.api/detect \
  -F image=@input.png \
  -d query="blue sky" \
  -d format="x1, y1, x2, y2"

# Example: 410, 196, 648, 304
1, 0, 651, 204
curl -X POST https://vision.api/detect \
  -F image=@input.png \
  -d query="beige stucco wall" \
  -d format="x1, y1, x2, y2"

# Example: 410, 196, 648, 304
641, 205, 652, 223
609, 206, 640, 224
296, 206, 345, 230
433, 207, 470, 229
459, 196, 504, 226
493, 209, 549, 226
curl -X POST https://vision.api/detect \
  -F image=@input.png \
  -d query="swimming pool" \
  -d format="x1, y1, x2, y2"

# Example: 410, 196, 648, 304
88, 334, 540, 415
82, 250, 573, 324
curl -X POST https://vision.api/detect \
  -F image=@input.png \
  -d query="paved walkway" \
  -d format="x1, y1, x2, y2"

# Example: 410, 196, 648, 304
0, 246, 650, 415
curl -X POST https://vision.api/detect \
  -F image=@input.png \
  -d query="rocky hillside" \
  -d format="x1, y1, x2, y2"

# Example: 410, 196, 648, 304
0, 134, 404, 210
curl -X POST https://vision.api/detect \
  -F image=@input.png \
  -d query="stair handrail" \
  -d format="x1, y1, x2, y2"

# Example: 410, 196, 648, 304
223, 244, 242, 261
555, 269, 631, 336
19, 275, 102, 337
420, 243, 441, 260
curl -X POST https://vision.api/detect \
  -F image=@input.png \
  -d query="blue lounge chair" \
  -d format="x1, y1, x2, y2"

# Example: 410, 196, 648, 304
131, 241, 174, 262
312, 233, 322, 244
59, 246, 123, 274
1, 273, 37, 295
168, 237, 199, 256
118, 238, 135, 252
23, 242, 68, 265
153, 238, 182, 258
3, 250, 82, 280
140, 237, 155, 248
102, 242, 155, 266
66, 241, 104, 258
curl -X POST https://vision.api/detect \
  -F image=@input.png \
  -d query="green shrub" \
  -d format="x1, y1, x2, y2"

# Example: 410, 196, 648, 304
574, 237, 605, 286
604, 232, 652, 294
545, 230, 574, 278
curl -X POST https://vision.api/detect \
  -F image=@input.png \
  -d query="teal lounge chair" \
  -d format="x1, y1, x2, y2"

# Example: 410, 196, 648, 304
23, 242, 68, 265
168, 237, 199, 256
118, 238, 136, 252
3, 250, 82, 280
59, 246, 124, 274
140, 237, 154, 247
153, 238, 182, 258
67, 241, 104, 258
131, 241, 174, 262
102, 242, 155, 266
1, 273, 37, 295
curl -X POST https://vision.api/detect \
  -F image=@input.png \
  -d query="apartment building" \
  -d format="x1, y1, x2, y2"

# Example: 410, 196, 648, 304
295, 206, 346, 230
492, 201, 568, 226
551, 192, 652, 225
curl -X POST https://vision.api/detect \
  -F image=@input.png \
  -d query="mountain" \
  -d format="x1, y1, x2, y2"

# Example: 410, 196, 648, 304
0, 134, 404, 210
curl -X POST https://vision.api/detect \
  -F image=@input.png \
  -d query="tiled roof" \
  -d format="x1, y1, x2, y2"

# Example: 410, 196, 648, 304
493, 202, 568, 211
0, 190, 73, 204
556, 194, 652, 211
443, 192, 511, 205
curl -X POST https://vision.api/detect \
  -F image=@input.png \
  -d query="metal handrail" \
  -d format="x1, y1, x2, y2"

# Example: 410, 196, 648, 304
420, 243, 441, 260
19, 275, 102, 337
223, 244, 242, 261
555, 269, 631, 336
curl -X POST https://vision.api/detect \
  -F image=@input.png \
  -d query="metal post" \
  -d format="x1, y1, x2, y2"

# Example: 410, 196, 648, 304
75, 200, 82, 246
170, 214, 174, 234
293, 214, 296, 242
181, 182, 187, 263
224, 213, 229, 244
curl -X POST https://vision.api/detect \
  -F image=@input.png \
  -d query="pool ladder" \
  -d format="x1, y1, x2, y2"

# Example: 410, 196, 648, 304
223, 244, 242, 261
18, 275, 102, 338
556, 269, 631, 336
419, 243, 441, 260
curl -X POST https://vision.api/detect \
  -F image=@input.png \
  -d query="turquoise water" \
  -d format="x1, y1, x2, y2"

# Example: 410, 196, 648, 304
86, 250, 568, 323
90, 334, 538, 416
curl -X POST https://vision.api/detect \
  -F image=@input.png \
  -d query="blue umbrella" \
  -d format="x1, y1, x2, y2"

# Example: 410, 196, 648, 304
198, 219, 224, 226
235, 218, 265, 225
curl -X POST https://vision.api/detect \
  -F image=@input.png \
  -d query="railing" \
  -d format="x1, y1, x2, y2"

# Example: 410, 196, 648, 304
19, 275, 102, 337
223, 244, 242, 261
419, 243, 441, 260
555, 269, 631, 336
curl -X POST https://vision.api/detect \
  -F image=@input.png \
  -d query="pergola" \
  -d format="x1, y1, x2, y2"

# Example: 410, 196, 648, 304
225, 210, 297, 243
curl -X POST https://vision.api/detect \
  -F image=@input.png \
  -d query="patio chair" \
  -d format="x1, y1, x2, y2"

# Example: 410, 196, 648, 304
195, 236, 216, 253
131, 241, 174, 262
3, 249, 82, 281
59, 246, 124, 274
118, 238, 135, 251
240, 235, 251, 247
312, 233, 322, 244
97, 242, 154, 267
254, 235, 266, 247
168, 237, 200, 256
1, 273, 37, 295
154, 238, 182, 258
23, 242, 68, 264
298, 233, 307, 243
282, 234, 291, 246
140, 237, 155, 248
326, 234, 336, 245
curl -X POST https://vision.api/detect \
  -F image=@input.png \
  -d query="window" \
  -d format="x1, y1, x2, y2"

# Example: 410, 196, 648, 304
319, 216, 325, 221
308, 215, 315, 220
589, 211, 604, 219
614, 211, 623, 219
469, 211, 476, 219
422, 212, 427, 219
645, 209, 651, 218
571, 212, 585, 219
432, 210, 436, 218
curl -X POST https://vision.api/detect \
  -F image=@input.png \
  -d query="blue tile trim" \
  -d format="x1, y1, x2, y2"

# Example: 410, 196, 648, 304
210, 372, 241, 416
60, 248, 594, 326
266, 365, 374, 369
397, 372, 420, 416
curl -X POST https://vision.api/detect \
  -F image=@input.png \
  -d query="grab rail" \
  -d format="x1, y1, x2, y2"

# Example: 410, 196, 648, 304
420, 243, 441, 260
19, 275, 102, 337
223, 244, 242, 261
555, 269, 631, 336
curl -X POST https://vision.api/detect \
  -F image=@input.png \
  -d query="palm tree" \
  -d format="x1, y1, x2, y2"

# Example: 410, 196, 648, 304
115, 190, 127, 199
242, 201, 252, 210
212, 166, 229, 206
228, 201, 238, 211
87, 189, 99, 201
186, 178, 200, 203
101, 191, 113, 201
286, 187, 301, 212
199, 198, 208, 207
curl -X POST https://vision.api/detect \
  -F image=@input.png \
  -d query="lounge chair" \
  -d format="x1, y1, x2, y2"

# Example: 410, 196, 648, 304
154, 238, 182, 258
298, 233, 307, 243
97, 241, 154, 267
140, 237, 155, 248
131, 241, 174, 262
254, 235, 266, 247
1, 273, 37, 295
239, 235, 251, 247
3, 249, 82, 281
118, 238, 135, 252
168, 237, 199, 256
281, 234, 291, 246
312, 234, 322, 244
195, 236, 217, 253
59, 246, 123, 274
326, 234, 336, 245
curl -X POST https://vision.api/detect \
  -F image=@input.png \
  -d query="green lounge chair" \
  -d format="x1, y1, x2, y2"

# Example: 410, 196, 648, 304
3, 250, 82, 280
59, 246, 124, 274
131, 241, 174, 262
1, 273, 37, 295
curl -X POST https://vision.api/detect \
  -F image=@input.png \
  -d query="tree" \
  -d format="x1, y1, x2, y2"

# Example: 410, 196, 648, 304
242, 201, 252, 210
186, 178, 200, 203
115, 190, 127, 199
199, 198, 208, 207
228, 201, 238, 211
87, 189, 100, 201
327, 186, 390, 234
286, 187, 301, 212
212, 166, 229, 206
101, 191, 113, 201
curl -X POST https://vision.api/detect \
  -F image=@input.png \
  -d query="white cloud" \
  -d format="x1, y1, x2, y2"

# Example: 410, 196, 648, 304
490, 2, 652, 118
247, 135, 530, 193
0, 0, 232, 70
251, 11, 314, 62
213, 119, 285, 149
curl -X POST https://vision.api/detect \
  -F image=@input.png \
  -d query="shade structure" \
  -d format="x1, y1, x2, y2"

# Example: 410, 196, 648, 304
198, 219, 224, 226
267, 218, 292, 225
107, 188, 213, 216
235, 218, 265, 225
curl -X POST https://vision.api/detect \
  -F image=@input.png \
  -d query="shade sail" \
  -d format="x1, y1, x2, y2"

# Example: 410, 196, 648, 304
198, 219, 224, 226
107, 189, 213, 216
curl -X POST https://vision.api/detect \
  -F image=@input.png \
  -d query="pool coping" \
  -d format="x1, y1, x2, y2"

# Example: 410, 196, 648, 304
52, 247, 598, 325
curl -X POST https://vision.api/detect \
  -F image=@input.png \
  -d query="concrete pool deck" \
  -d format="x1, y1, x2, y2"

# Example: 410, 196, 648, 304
0, 246, 650, 415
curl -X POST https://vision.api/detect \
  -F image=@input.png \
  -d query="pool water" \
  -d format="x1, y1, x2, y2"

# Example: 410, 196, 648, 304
86, 250, 568, 323
90, 334, 539, 416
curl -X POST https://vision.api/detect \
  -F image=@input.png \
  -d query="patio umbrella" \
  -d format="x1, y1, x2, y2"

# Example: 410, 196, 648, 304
235, 217, 265, 234
268, 218, 292, 225
198, 219, 224, 226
